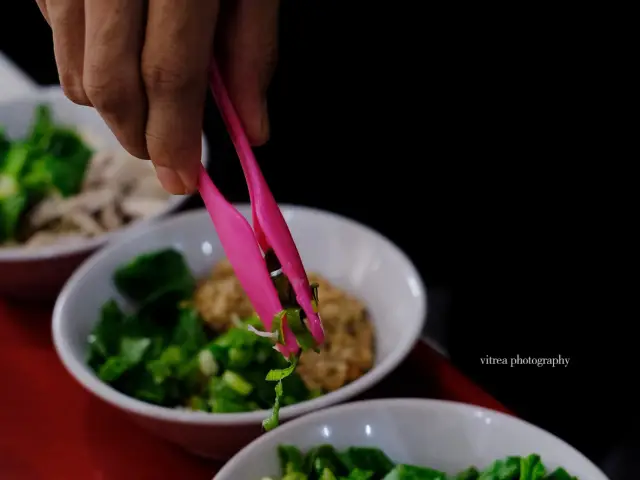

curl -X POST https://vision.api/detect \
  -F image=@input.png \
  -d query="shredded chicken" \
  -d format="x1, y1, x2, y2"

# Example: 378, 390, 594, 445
16, 147, 171, 248
194, 259, 375, 392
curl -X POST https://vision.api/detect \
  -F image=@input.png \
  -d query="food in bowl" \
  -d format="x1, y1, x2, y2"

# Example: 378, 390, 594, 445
266, 444, 580, 480
86, 248, 374, 429
195, 259, 375, 392
216, 398, 604, 479
0, 104, 170, 248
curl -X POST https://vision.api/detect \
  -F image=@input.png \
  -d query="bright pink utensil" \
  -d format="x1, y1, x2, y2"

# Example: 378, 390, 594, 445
197, 62, 325, 356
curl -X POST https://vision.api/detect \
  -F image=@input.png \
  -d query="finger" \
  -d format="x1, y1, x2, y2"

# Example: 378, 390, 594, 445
218, 0, 280, 146
46, 0, 91, 105
83, 0, 149, 159
142, 0, 219, 194
34, 0, 50, 24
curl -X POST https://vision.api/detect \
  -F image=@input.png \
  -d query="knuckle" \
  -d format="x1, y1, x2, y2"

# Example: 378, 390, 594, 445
83, 65, 149, 159
83, 68, 135, 117
141, 62, 198, 97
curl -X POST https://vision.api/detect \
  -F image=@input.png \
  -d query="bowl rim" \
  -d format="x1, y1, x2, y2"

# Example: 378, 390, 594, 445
215, 398, 610, 480
52, 205, 428, 426
0, 86, 208, 262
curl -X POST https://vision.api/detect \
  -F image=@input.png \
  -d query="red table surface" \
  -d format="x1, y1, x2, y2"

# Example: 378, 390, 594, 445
0, 300, 510, 480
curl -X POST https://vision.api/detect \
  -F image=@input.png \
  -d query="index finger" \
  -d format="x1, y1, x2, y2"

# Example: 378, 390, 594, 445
141, 0, 219, 194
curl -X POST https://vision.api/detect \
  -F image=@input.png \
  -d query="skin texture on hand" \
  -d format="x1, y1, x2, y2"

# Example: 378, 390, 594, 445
35, 0, 280, 195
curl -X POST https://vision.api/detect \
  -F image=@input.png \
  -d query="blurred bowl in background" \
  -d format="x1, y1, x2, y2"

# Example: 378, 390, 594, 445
0, 86, 208, 300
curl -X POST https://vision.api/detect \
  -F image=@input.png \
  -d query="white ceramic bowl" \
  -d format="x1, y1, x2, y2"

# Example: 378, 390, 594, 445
216, 398, 609, 480
0, 86, 208, 299
52, 206, 427, 459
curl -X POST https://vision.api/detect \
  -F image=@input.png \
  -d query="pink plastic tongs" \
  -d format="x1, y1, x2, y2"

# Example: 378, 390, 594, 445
197, 62, 324, 358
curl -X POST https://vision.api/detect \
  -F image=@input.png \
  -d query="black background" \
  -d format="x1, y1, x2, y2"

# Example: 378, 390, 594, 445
1, 1, 634, 475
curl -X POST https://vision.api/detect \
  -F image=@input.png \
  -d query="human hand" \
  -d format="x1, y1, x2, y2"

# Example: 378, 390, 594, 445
35, 0, 279, 194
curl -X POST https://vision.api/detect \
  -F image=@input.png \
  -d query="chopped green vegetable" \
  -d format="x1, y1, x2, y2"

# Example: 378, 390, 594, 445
113, 249, 195, 303
1, 142, 30, 178
271, 311, 286, 344
188, 395, 208, 411
320, 469, 338, 480
266, 356, 299, 381
0, 104, 93, 243
282, 474, 307, 480
382, 464, 447, 479
340, 447, 394, 475
478, 456, 521, 480
0, 188, 27, 242
120, 337, 152, 364
0, 143, 31, 242
147, 345, 183, 383
0, 128, 9, 165
343, 469, 374, 480
98, 357, 131, 382
307, 445, 350, 478
22, 129, 92, 197
278, 445, 305, 475
262, 354, 302, 431
455, 467, 480, 480
284, 308, 318, 351
263, 446, 581, 480
171, 307, 208, 356
28, 104, 54, 146
88, 300, 126, 368
228, 345, 253, 369
87, 248, 320, 420
544, 468, 577, 480
262, 380, 284, 431
96, 336, 151, 382
518, 454, 546, 480
222, 370, 254, 396
260, 302, 321, 430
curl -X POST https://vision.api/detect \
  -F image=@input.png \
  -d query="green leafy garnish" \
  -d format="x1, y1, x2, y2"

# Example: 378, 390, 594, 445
0, 143, 32, 242
455, 467, 480, 480
544, 468, 578, 480
262, 380, 284, 431
259, 298, 321, 431
519, 455, 546, 480
87, 248, 321, 421
0, 104, 93, 243
88, 300, 126, 368
285, 308, 318, 351
278, 445, 306, 475
0, 187, 27, 242
263, 355, 301, 431
113, 248, 195, 303
0, 128, 10, 165
222, 370, 254, 396
266, 357, 299, 382
264, 447, 580, 480
478, 456, 521, 480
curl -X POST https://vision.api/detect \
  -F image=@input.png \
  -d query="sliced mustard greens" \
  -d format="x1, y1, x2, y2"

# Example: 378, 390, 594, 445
262, 306, 319, 430
86, 248, 323, 428
265, 446, 581, 480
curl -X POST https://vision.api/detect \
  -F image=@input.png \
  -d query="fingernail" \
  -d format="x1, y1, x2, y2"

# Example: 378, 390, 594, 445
154, 165, 186, 195
177, 167, 199, 194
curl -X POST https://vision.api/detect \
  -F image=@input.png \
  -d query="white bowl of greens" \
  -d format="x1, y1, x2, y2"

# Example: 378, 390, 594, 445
0, 87, 207, 299
52, 207, 427, 460
216, 399, 609, 480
